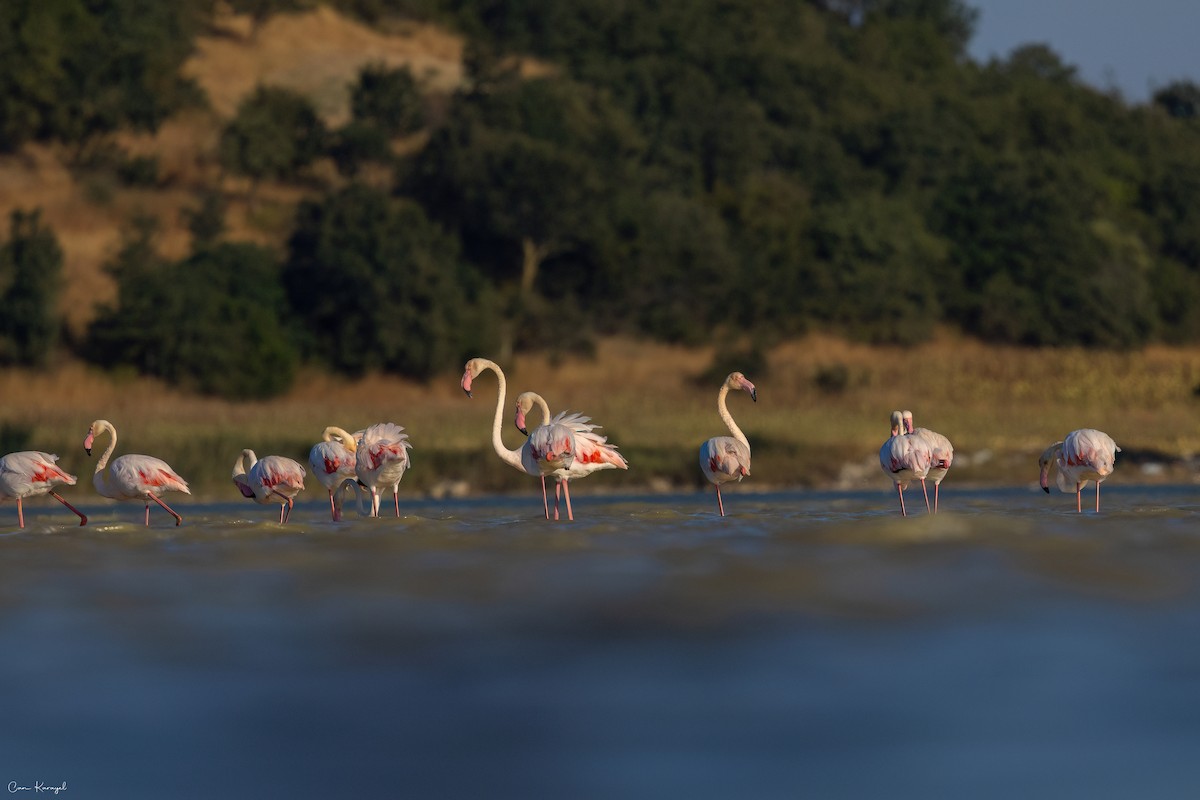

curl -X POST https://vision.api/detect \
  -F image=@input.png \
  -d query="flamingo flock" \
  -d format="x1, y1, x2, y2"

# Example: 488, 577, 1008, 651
0, 357, 1125, 527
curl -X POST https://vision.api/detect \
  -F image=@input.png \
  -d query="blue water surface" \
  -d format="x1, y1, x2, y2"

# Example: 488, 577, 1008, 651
2, 484, 1200, 799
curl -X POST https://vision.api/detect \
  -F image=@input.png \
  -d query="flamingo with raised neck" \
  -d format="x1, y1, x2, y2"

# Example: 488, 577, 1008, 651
699, 372, 757, 516
84, 419, 190, 526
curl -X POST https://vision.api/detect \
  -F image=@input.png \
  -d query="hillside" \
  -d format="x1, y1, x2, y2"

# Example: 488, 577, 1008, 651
0, 5, 467, 337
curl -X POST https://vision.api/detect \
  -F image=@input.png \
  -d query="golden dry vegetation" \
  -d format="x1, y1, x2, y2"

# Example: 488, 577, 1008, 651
3, 334, 1200, 500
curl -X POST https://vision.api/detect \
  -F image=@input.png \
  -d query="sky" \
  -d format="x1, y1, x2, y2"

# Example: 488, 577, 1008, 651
965, 0, 1200, 103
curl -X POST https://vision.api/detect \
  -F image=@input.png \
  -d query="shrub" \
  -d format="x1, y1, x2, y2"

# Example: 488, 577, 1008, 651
86, 231, 298, 399
0, 209, 64, 366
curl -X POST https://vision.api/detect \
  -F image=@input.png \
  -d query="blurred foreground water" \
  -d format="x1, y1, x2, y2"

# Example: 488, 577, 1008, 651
3, 485, 1200, 799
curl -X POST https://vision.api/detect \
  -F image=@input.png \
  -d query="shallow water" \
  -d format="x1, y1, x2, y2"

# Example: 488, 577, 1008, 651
3, 485, 1200, 798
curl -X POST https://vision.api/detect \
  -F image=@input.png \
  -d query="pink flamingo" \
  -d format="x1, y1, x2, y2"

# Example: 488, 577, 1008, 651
1039, 428, 1121, 513
903, 410, 954, 513
0, 451, 87, 528
515, 391, 628, 521
233, 449, 306, 523
355, 422, 411, 517
84, 419, 190, 526
879, 410, 933, 516
308, 426, 361, 521
699, 371, 757, 517
460, 358, 557, 515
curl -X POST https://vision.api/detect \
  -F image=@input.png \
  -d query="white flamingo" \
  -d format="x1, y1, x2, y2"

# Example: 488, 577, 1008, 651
699, 371, 757, 517
515, 391, 628, 521
903, 410, 954, 513
84, 419, 190, 526
308, 426, 361, 521
355, 423, 412, 517
1039, 428, 1121, 513
460, 358, 562, 516
879, 410, 933, 517
233, 449, 306, 523
0, 451, 87, 528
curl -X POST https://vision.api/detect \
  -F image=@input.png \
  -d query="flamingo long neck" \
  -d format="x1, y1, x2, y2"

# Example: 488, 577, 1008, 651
94, 422, 117, 473
717, 385, 748, 449
324, 426, 358, 453
480, 360, 524, 470
234, 449, 257, 480
532, 393, 551, 425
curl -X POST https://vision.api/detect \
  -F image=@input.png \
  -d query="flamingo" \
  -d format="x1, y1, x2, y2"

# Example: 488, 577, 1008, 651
308, 426, 361, 521
460, 357, 563, 517
879, 410, 933, 516
1039, 428, 1121, 513
83, 419, 190, 526
355, 422, 412, 517
699, 371, 757, 517
233, 450, 306, 523
0, 451, 87, 528
515, 391, 628, 521
903, 410, 954, 513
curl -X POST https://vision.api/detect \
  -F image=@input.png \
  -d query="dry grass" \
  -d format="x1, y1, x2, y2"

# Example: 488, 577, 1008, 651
3, 335, 1200, 499
186, 6, 467, 125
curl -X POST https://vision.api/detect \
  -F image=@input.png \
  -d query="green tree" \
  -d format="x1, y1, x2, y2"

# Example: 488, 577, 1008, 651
0, 209, 64, 365
350, 62, 424, 136
0, 0, 207, 152
86, 226, 298, 399
218, 86, 327, 187
283, 184, 490, 378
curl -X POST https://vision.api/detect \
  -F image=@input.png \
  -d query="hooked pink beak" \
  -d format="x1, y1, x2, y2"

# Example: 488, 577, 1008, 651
515, 405, 528, 435
460, 369, 474, 398
83, 431, 95, 456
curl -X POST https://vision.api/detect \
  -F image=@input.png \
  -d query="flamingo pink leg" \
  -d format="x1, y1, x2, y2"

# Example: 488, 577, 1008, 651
716, 485, 726, 517
394, 490, 400, 518
1076, 483, 1083, 513
1095, 482, 1101, 513
540, 476, 550, 520
50, 491, 87, 526
933, 484, 941, 514
896, 483, 907, 517
329, 491, 340, 522
919, 479, 931, 514
16, 498, 24, 529
561, 479, 573, 522
267, 489, 293, 523
553, 481, 561, 520
148, 493, 183, 526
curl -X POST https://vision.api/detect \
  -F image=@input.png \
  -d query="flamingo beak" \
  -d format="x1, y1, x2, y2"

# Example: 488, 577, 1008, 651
84, 431, 94, 456
515, 406, 528, 435
460, 370, 473, 398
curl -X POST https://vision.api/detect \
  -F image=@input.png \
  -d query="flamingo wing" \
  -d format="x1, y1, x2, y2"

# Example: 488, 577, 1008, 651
701, 436, 751, 484
0, 452, 77, 498
550, 411, 627, 472
110, 454, 191, 498
253, 456, 306, 496
309, 441, 356, 489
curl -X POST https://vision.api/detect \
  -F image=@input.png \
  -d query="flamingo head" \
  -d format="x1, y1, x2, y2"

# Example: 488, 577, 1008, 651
461, 358, 489, 397
514, 392, 538, 435
726, 372, 757, 402
902, 410, 915, 435
1038, 442, 1064, 493
889, 410, 903, 437
83, 419, 105, 456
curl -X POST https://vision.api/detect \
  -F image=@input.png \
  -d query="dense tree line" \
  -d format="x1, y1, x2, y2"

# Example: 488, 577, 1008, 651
4, 0, 1200, 396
